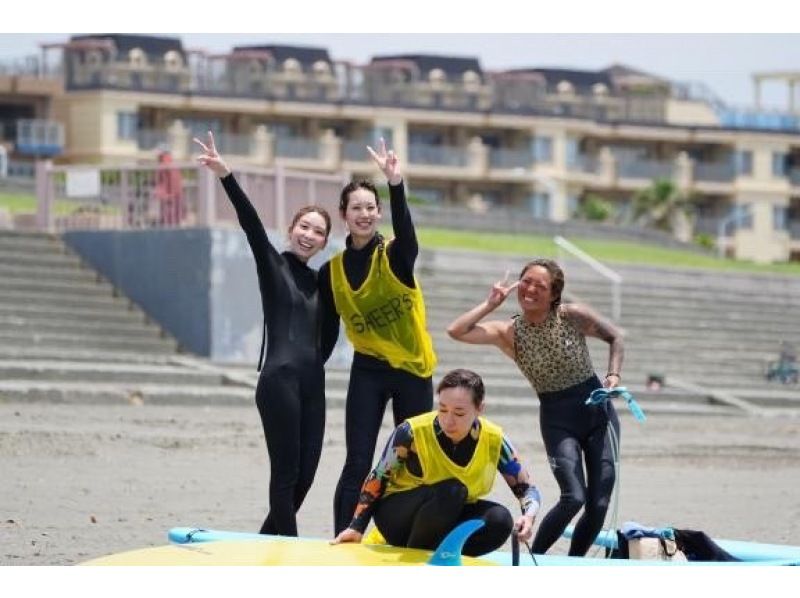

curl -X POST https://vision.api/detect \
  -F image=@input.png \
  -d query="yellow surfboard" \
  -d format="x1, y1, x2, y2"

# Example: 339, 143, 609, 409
82, 538, 496, 566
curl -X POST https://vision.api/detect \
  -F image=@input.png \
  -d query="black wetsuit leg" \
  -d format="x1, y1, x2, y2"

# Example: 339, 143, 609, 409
332, 364, 433, 535
569, 401, 619, 556
257, 365, 326, 536
374, 480, 513, 556
531, 375, 619, 556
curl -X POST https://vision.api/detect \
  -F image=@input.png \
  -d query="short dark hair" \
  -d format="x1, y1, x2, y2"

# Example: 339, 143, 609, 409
290, 206, 332, 238
436, 368, 485, 408
339, 179, 380, 216
519, 258, 565, 310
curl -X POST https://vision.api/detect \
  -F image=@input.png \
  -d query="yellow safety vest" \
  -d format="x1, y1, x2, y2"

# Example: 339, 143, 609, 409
386, 411, 503, 503
330, 240, 436, 378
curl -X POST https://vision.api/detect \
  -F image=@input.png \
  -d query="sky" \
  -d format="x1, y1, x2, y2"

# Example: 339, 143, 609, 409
3, 1, 798, 109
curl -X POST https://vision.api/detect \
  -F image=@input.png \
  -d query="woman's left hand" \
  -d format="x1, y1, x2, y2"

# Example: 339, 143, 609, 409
367, 137, 402, 186
514, 515, 535, 543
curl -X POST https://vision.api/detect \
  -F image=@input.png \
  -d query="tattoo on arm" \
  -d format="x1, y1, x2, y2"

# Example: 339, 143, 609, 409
570, 305, 617, 343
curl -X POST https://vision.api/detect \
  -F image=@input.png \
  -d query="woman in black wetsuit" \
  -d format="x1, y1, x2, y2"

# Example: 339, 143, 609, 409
318, 139, 437, 535
195, 132, 335, 536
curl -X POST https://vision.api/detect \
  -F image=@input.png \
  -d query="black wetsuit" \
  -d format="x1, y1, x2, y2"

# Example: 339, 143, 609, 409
318, 181, 434, 535
221, 174, 334, 537
533, 375, 619, 556
512, 311, 619, 556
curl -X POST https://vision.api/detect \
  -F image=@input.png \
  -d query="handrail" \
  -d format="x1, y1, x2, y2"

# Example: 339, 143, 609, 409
553, 235, 623, 322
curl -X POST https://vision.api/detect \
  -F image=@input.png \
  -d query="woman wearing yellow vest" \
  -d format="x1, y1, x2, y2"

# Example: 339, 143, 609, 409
318, 139, 437, 535
331, 369, 542, 557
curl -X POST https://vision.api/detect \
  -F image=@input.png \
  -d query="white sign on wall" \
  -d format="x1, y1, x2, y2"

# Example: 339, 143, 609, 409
66, 169, 101, 198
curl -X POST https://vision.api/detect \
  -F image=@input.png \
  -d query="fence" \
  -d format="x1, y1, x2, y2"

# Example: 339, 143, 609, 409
34, 161, 350, 235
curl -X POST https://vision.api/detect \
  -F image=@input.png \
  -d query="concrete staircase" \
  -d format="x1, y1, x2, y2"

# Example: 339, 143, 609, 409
0, 231, 255, 406
414, 248, 800, 415
1, 231, 798, 417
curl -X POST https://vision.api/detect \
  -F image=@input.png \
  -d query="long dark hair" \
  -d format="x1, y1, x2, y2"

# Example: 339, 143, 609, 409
519, 258, 564, 310
339, 179, 380, 216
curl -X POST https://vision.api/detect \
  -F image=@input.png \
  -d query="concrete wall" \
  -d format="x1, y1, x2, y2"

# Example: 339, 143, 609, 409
64, 227, 347, 364
64, 228, 214, 356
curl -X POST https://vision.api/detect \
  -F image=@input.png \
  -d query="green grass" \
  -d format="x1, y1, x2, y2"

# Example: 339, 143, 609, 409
413, 226, 800, 276
4, 191, 797, 275
0, 192, 120, 216
0, 193, 38, 214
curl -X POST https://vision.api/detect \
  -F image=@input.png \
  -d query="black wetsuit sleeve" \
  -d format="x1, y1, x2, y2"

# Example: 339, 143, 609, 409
220, 173, 281, 292
386, 181, 418, 288
318, 261, 340, 363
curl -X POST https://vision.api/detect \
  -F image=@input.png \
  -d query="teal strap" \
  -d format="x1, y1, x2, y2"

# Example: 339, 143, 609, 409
586, 386, 647, 422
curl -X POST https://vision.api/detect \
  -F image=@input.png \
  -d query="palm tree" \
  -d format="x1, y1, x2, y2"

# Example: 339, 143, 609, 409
631, 178, 694, 241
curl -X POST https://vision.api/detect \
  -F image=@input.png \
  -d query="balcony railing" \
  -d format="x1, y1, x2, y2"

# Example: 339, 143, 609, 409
342, 140, 370, 162
214, 133, 252, 157
489, 148, 532, 169
408, 143, 468, 167
789, 168, 800, 187
693, 161, 735, 183
790, 221, 800, 240
618, 158, 673, 180
568, 153, 599, 174
137, 129, 168, 151
275, 136, 320, 160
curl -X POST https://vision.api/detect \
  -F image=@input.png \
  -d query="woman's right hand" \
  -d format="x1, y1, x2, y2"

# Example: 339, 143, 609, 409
194, 131, 231, 178
329, 528, 363, 545
487, 271, 519, 308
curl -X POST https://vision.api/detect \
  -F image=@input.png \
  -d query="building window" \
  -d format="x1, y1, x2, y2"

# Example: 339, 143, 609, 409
313, 61, 331, 77
372, 127, 394, 146
732, 204, 753, 231
129, 48, 147, 68
774, 205, 789, 231
411, 188, 443, 204
772, 152, 787, 177
164, 50, 182, 71
184, 118, 223, 139
428, 68, 446, 84
529, 192, 551, 219
463, 70, 481, 91
567, 194, 580, 217
556, 80, 574, 95
735, 150, 753, 175
532, 136, 553, 163
409, 130, 442, 146
86, 50, 102, 67
564, 137, 580, 167
117, 112, 139, 140
283, 58, 302, 74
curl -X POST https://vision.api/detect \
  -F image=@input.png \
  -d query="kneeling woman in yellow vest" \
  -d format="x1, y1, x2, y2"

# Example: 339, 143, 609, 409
331, 369, 542, 557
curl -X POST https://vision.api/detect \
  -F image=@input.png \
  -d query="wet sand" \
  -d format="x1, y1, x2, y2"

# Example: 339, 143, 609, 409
2, 401, 799, 565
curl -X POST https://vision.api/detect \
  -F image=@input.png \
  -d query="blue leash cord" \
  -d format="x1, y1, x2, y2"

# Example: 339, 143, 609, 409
583, 386, 645, 559
586, 386, 647, 422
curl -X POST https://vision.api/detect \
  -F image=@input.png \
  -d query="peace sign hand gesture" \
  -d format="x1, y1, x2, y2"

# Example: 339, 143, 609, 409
366, 137, 402, 186
487, 270, 520, 308
193, 131, 231, 179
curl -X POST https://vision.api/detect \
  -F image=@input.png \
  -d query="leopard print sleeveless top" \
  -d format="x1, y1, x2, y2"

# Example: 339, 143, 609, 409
512, 306, 595, 394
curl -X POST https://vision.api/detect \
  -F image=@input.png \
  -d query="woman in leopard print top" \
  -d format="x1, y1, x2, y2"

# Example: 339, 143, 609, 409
447, 258, 624, 557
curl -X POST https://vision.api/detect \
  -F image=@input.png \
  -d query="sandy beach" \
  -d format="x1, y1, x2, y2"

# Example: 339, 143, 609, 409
2, 400, 799, 566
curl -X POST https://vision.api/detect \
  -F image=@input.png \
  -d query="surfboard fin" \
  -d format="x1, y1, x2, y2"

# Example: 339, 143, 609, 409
427, 519, 485, 566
